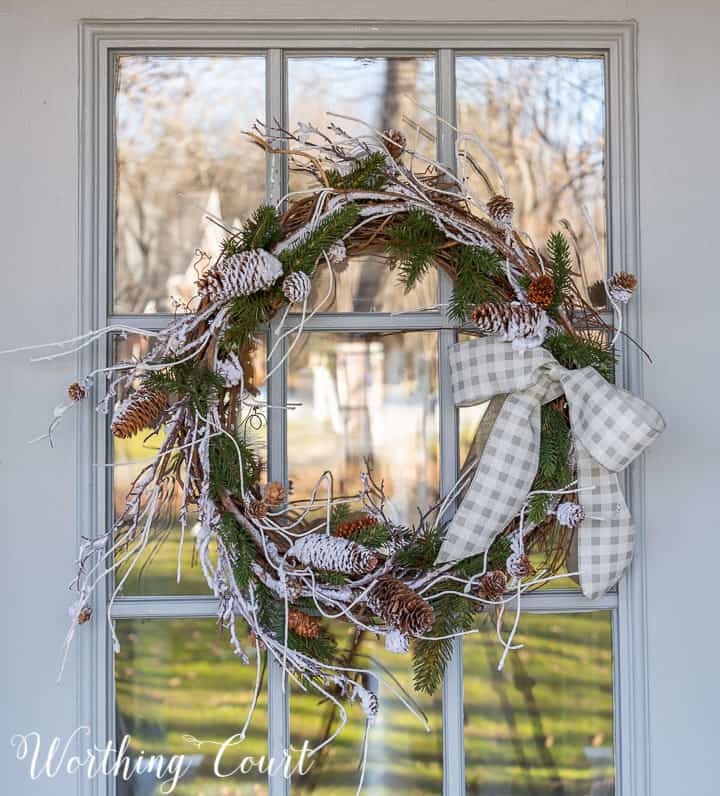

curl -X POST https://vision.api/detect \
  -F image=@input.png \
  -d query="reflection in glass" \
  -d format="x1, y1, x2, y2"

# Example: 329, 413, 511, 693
113, 334, 267, 596
464, 612, 614, 795
114, 55, 266, 313
456, 56, 607, 306
290, 622, 443, 795
287, 333, 439, 526
115, 618, 267, 795
287, 56, 438, 312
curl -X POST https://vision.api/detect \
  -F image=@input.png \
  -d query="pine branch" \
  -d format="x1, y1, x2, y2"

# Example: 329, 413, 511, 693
352, 523, 391, 549
412, 592, 477, 694
386, 210, 442, 292
143, 362, 224, 415
221, 292, 276, 355
255, 582, 337, 662
279, 204, 359, 276
241, 204, 285, 251
527, 404, 572, 524
544, 331, 616, 382
546, 231, 573, 314
395, 527, 443, 570
447, 245, 504, 323
208, 434, 262, 501
326, 152, 388, 191
218, 512, 255, 589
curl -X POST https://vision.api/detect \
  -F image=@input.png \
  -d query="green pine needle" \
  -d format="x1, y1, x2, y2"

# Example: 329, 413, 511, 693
326, 152, 389, 191
143, 362, 224, 415
218, 513, 255, 589
208, 434, 262, 501
386, 210, 442, 293
279, 204, 359, 276
527, 403, 573, 525
241, 204, 285, 251
546, 231, 573, 314
544, 331, 616, 383
447, 245, 504, 323
396, 527, 443, 569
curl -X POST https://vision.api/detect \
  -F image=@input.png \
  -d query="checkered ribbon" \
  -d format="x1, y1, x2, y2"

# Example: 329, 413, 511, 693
436, 338, 665, 598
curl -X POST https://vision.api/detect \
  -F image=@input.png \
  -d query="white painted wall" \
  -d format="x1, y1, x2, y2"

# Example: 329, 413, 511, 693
1, 2, 718, 794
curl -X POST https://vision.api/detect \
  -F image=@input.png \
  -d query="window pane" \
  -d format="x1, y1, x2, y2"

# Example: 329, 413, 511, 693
456, 56, 607, 307
464, 612, 614, 795
115, 618, 268, 795
114, 55, 266, 313
290, 621, 443, 795
287, 332, 439, 526
287, 56, 438, 312
112, 334, 267, 596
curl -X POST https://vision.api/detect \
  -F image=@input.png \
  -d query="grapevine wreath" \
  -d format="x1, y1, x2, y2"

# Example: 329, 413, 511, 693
10, 115, 664, 777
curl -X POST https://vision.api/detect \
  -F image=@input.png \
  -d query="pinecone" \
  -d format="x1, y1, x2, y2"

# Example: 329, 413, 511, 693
67, 382, 87, 402
334, 515, 378, 539
287, 533, 379, 576
471, 301, 549, 351
111, 388, 167, 439
383, 128, 407, 160
486, 194, 515, 224
77, 606, 92, 625
474, 570, 508, 602
246, 498, 268, 519
262, 481, 286, 507
506, 552, 534, 579
367, 576, 435, 635
325, 240, 348, 270
606, 271, 637, 304
556, 502, 586, 528
198, 249, 283, 303
288, 608, 321, 638
282, 271, 312, 304
527, 273, 556, 309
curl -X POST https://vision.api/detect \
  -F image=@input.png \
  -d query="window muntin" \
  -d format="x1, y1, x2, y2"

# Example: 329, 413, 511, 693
108, 46, 616, 795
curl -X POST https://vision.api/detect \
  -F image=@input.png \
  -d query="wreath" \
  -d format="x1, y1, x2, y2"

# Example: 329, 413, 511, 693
8, 116, 664, 777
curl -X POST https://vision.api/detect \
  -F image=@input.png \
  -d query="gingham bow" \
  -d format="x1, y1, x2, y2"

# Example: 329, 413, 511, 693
436, 338, 665, 598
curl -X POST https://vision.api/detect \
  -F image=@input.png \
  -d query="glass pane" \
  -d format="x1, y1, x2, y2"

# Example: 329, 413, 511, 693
287, 56, 438, 312
290, 622, 443, 795
456, 56, 607, 307
112, 334, 267, 596
287, 332, 439, 526
115, 618, 268, 795
114, 55, 266, 313
464, 612, 615, 795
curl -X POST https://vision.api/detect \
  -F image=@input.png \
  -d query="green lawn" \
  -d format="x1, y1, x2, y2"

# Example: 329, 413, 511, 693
115, 612, 613, 795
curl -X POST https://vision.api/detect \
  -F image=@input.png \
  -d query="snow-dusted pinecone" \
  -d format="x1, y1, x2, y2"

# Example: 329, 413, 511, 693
352, 683, 379, 721
282, 271, 312, 304
606, 272, 637, 304
215, 352, 245, 388
527, 273, 556, 309
556, 502, 586, 528
288, 608, 321, 638
199, 249, 283, 303
475, 570, 508, 602
287, 533, 379, 575
367, 576, 435, 635
325, 240, 347, 269
67, 382, 87, 402
77, 606, 92, 625
111, 388, 167, 439
471, 301, 549, 351
486, 194, 515, 224
506, 551, 534, 579
383, 128, 407, 160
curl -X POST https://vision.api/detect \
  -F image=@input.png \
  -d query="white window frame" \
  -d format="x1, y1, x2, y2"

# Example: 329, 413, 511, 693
77, 19, 645, 796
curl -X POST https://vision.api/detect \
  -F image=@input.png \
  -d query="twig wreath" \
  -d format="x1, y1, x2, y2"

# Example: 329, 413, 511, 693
5, 112, 665, 786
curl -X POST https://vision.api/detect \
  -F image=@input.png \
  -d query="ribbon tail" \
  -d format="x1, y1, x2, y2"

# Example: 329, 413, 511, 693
576, 442, 635, 599
436, 394, 541, 564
